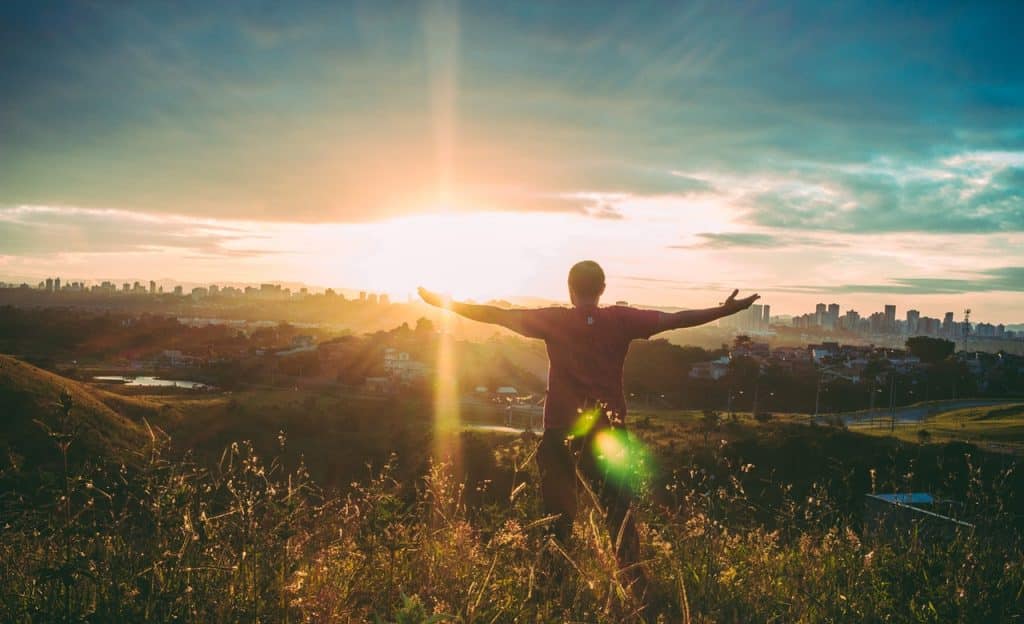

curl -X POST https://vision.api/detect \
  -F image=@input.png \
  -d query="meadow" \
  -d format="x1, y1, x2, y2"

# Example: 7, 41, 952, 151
1, 357, 1023, 622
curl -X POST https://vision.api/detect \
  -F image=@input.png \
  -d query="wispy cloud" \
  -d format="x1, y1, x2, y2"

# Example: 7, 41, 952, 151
674, 232, 844, 249
779, 267, 1024, 295
0, 205, 275, 258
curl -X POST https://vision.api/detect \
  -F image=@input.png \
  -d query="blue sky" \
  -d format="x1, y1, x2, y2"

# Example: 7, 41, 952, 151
1, 1, 1023, 320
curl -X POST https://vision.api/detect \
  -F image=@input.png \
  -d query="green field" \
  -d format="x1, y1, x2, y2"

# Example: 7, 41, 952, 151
851, 403, 1024, 451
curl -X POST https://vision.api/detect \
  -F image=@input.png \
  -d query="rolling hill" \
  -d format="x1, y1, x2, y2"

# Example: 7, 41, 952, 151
0, 355, 159, 470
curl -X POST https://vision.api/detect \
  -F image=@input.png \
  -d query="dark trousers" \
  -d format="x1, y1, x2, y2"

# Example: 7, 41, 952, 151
536, 423, 641, 578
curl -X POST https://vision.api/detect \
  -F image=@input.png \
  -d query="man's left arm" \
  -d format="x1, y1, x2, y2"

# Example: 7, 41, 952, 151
652, 289, 759, 334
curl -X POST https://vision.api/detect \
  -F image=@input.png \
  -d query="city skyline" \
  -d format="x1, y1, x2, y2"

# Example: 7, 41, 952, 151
6, 272, 1023, 331
2, 2, 1023, 321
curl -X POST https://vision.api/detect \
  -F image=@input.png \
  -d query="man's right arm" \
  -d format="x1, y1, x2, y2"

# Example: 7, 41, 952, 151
418, 287, 544, 337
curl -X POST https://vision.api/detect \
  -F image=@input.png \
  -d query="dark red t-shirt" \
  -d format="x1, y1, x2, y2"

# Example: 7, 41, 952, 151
511, 305, 662, 429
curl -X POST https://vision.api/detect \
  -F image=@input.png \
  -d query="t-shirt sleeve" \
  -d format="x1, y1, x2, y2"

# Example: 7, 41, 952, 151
617, 306, 664, 339
506, 307, 561, 340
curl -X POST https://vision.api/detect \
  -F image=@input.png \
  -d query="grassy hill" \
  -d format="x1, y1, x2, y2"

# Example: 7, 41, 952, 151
851, 402, 1024, 453
0, 355, 157, 470
1, 355, 1023, 621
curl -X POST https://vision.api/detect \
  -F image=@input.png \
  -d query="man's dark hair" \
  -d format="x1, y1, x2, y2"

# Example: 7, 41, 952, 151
568, 260, 605, 298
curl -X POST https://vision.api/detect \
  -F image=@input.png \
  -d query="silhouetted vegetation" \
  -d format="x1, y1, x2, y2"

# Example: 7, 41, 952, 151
2, 374, 1023, 621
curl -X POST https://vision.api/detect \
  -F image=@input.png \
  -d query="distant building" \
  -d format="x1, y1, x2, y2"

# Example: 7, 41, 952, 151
884, 305, 896, 333
363, 376, 392, 394
906, 309, 921, 335
841, 310, 860, 331
383, 348, 429, 383
749, 304, 763, 329
173, 285, 183, 296
45, 278, 53, 292
689, 357, 730, 381
54, 277, 61, 291
827, 303, 840, 329
150, 280, 156, 294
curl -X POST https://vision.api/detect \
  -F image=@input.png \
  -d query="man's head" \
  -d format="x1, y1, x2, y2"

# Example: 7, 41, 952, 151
568, 260, 605, 306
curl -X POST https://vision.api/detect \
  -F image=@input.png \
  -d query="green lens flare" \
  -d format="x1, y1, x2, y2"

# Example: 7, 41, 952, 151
569, 408, 601, 438
591, 428, 653, 492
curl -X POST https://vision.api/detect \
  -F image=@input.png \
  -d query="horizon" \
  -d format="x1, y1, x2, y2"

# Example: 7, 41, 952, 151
2, 2, 1023, 322
5, 270, 1024, 328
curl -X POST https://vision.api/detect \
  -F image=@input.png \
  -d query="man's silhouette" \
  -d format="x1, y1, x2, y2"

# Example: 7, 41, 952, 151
419, 260, 758, 593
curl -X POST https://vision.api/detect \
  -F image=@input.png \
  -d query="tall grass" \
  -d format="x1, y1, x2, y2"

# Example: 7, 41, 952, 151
1, 398, 1022, 622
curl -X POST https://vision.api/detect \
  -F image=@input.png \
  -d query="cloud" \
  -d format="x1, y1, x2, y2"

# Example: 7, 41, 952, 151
782, 267, 1024, 295
675, 232, 844, 249
714, 152, 1024, 234
0, 205, 275, 258
2, 2, 1022, 226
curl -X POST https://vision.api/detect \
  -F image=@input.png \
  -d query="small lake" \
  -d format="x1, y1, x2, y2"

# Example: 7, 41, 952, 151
93, 376, 209, 389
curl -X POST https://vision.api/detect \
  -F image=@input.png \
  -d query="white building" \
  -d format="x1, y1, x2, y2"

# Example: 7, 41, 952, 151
383, 348, 429, 383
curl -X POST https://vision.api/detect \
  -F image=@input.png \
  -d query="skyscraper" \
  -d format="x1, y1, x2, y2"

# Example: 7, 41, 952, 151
943, 312, 954, 335
815, 303, 826, 326
884, 305, 896, 333
45, 278, 53, 292
827, 303, 840, 328
762, 304, 770, 326
749, 303, 763, 330
906, 309, 920, 335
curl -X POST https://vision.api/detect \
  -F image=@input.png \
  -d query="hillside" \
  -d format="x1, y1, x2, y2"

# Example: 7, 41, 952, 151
0, 355, 156, 470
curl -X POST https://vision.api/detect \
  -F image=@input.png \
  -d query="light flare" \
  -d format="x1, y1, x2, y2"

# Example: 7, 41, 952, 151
591, 428, 653, 493
432, 310, 462, 467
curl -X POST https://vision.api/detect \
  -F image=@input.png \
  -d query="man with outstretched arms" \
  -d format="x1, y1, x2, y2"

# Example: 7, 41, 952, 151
419, 260, 758, 596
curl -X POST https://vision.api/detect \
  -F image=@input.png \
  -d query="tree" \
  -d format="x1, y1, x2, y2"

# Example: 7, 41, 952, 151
905, 336, 955, 364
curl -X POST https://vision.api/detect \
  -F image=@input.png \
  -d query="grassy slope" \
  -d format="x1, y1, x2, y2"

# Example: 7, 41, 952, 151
924, 403, 1024, 441
852, 402, 1024, 450
0, 355, 156, 469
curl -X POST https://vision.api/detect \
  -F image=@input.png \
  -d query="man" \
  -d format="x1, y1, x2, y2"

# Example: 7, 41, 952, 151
418, 260, 758, 592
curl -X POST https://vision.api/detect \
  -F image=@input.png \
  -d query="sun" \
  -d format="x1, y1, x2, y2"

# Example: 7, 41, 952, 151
352, 211, 561, 303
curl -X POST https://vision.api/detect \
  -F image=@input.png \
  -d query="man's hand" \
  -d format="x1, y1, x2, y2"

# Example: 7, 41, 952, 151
418, 287, 449, 309
720, 289, 760, 314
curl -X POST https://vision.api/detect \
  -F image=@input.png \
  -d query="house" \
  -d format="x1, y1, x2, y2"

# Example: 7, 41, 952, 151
688, 357, 730, 381
496, 386, 518, 397
363, 376, 392, 394
384, 348, 430, 383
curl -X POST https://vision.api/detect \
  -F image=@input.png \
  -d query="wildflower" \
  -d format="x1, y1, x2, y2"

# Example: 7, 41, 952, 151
493, 519, 526, 550
844, 527, 861, 549
718, 566, 738, 586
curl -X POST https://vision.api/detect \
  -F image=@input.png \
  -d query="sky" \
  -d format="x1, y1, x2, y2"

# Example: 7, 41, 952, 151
1, 1, 1023, 322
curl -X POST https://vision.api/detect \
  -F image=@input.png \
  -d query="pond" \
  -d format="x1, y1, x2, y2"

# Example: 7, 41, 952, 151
93, 375, 210, 389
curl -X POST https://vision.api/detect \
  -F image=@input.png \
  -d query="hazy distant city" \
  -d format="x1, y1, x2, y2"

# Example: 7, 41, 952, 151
723, 300, 1020, 342
5, 275, 1020, 346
